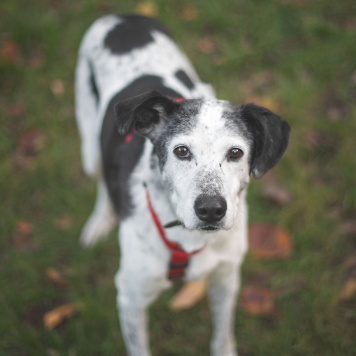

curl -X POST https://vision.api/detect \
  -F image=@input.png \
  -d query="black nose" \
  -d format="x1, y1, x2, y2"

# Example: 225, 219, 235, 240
194, 194, 227, 223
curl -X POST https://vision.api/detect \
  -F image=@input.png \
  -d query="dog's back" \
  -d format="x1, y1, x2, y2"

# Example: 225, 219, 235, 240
75, 14, 214, 179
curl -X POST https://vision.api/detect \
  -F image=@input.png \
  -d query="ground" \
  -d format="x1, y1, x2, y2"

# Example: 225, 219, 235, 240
1, 0, 355, 355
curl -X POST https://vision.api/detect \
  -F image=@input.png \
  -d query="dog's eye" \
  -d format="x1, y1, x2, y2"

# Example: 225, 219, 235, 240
227, 147, 244, 161
174, 145, 191, 159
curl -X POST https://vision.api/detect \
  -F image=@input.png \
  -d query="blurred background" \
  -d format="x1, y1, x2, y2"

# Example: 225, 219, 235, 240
1, 0, 355, 355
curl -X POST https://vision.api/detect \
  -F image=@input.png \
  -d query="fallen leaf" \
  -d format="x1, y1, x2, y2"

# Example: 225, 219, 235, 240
327, 104, 349, 121
17, 128, 46, 156
181, 6, 198, 21
15, 128, 46, 169
249, 223, 292, 259
135, 1, 159, 17
338, 257, 356, 301
338, 279, 356, 301
43, 303, 81, 330
262, 174, 292, 206
50, 79, 65, 96
54, 215, 74, 230
46, 268, 69, 287
197, 37, 216, 55
46, 349, 60, 356
12, 220, 33, 248
351, 70, 356, 85
17, 220, 33, 235
6, 103, 26, 119
305, 130, 323, 150
0, 40, 21, 64
170, 279, 207, 311
339, 220, 356, 236
240, 285, 275, 316
261, 181, 292, 206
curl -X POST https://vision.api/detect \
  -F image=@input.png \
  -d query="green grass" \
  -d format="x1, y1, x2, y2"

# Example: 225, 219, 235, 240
1, 0, 355, 355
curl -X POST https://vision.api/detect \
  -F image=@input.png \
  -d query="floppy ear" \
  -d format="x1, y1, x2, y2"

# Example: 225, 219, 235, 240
115, 91, 178, 140
240, 103, 291, 179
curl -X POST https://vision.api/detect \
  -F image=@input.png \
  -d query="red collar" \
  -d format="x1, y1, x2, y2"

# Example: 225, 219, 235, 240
145, 188, 204, 281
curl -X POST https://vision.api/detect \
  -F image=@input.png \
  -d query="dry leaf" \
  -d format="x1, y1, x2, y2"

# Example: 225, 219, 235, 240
338, 257, 356, 301
17, 128, 46, 156
181, 6, 198, 21
43, 303, 80, 330
46, 268, 69, 287
338, 279, 356, 301
170, 279, 207, 311
50, 79, 65, 96
339, 220, 356, 236
54, 215, 74, 230
0, 40, 21, 64
262, 181, 292, 206
6, 103, 26, 119
262, 183, 292, 205
12, 220, 33, 248
240, 285, 275, 316
305, 130, 323, 150
249, 223, 292, 259
15, 128, 45, 169
135, 1, 159, 17
197, 37, 216, 55
17, 220, 33, 235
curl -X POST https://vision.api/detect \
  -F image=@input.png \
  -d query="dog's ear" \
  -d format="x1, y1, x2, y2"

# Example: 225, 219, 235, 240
115, 91, 179, 140
240, 103, 291, 179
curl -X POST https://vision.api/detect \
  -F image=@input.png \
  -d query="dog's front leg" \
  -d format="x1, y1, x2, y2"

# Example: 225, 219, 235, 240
118, 305, 150, 356
115, 241, 166, 356
208, 262, 240, 356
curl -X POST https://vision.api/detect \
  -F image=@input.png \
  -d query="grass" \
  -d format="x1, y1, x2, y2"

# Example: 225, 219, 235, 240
1, 0, 356, 355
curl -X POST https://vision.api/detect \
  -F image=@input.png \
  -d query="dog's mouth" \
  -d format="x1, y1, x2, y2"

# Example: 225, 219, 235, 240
164, 219, 224, 233
164, 220, 221, 233
199, 225, 220, 232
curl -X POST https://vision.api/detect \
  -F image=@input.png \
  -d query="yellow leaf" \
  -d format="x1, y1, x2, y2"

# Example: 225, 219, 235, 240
170, 279, 207, 311
46, 268, 69, 287
43, 303, 81, 330
181, 6, 198, 21
135, 1, 159, 17
50, 79, 65, 96
338, 279, 356, 301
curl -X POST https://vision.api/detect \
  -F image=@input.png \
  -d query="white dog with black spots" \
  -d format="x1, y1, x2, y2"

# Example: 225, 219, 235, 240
75, 14, 290, 356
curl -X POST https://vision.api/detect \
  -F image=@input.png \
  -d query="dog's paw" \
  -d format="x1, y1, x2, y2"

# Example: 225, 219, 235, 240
79, 213, 117, 248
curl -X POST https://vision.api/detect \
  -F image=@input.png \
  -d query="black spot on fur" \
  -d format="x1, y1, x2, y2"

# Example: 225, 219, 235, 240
101, 75, 182, 218
104, 14, 172, 54
175, 69, 195, 90
224, 103, 290, 178
89, 68, 99, 105
154, 99, 202, 169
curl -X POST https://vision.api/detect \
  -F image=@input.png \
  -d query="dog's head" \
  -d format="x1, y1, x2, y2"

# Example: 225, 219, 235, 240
116, 91, 290, 231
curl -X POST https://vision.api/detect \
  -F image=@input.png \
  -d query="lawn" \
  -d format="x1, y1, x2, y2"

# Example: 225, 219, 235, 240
1, 0, 355, 355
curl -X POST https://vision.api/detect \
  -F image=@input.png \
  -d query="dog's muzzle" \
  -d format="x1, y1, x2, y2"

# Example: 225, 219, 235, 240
194, 194, 227, 230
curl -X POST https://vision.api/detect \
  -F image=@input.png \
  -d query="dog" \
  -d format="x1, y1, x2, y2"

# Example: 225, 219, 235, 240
75, 14, 290, 356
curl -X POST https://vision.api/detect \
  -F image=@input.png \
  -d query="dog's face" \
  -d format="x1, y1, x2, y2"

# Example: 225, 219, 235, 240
116, 92, 290, 231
